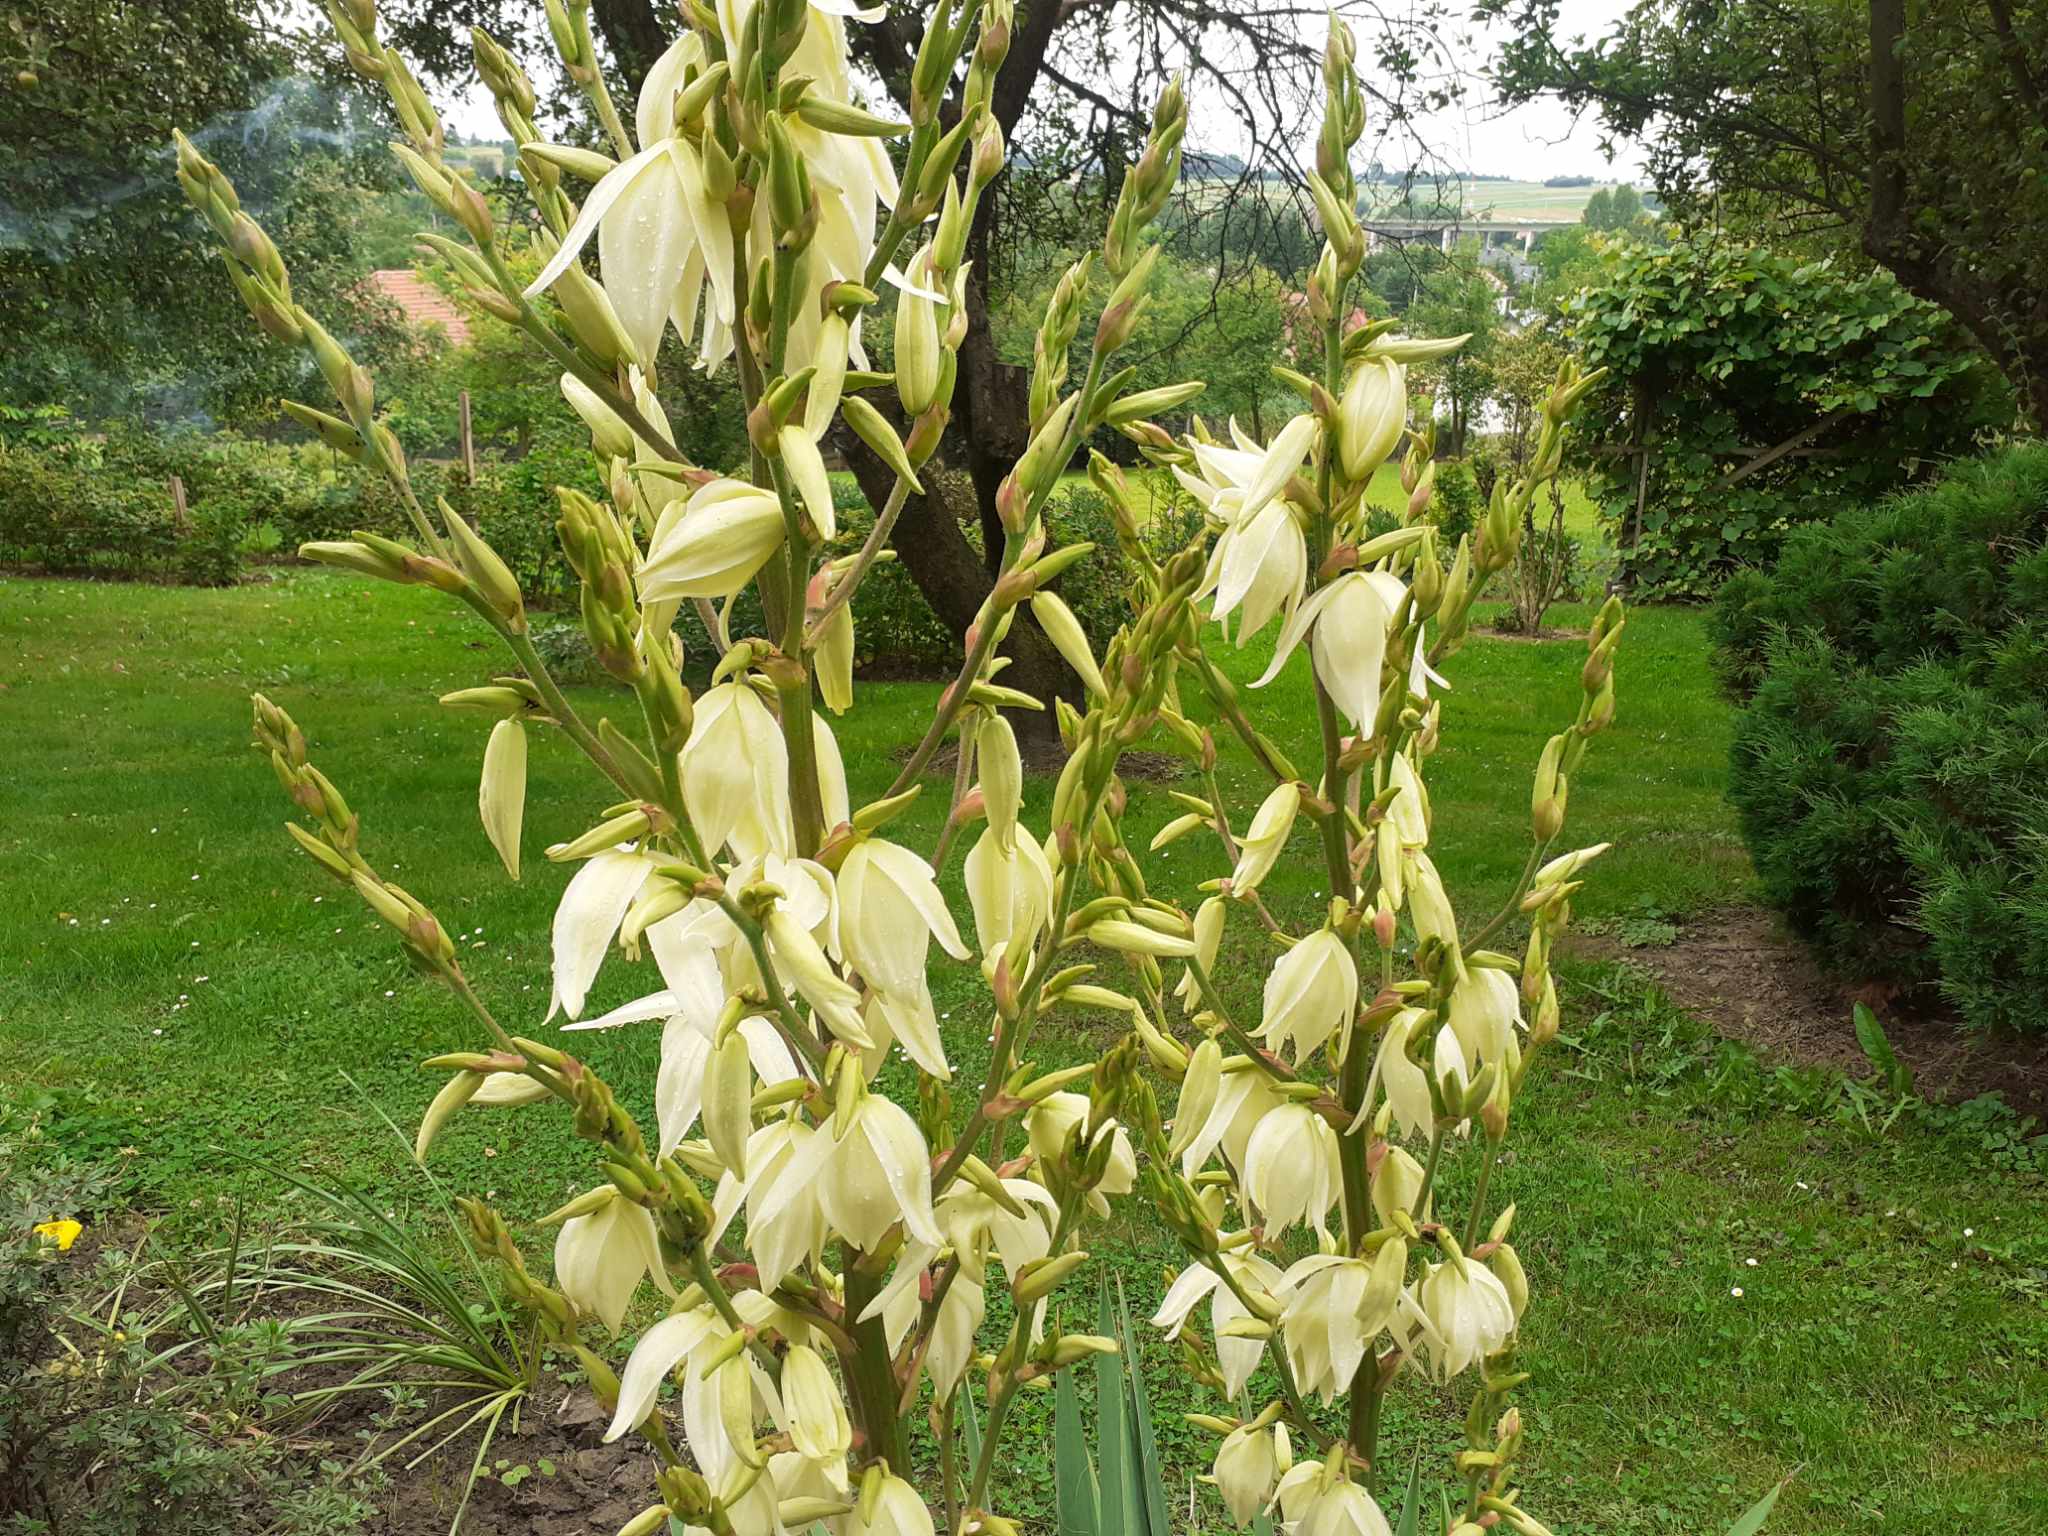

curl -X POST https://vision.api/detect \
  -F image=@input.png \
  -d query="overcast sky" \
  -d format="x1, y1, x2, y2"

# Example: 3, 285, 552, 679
1416, 0, 1647, 181
438, 0, 1649, 185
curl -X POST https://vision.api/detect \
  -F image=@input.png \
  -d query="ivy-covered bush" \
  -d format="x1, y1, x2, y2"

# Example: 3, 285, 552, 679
1568, 234, 2008, 597
1715, 443, 2048, 1033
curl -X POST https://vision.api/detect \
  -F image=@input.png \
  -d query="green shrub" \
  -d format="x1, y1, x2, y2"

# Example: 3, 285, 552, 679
1716, 443, 2048, 1033
1430, 457, 1480, 549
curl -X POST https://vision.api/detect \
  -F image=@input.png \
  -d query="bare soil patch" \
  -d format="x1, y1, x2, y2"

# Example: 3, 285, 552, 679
1570, 905, 2048, 1118
1482, 624, 1589, 644
363, 1396, 660, 1536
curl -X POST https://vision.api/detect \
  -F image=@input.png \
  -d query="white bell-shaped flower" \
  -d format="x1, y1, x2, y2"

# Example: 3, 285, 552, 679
1418, 1256, 1517, 1379
1250, 570, 1392, 732
1175, 1059, 1287, 1178
1259, 927, 1358, 1063
1447, 964, 1523, 1071
846, 1469, 935, 1536
1275, 1464, 1395, 1536
1231, 781, 1299, 894
780, 1343, 851, 1468
713, 1116, 834, 1288
820, 1090, 942, 1250
1242, 1102, 1341, 1237
682, 682, 793, 859
546, 847, 656, 1020
1150, 1248, 1285, 1398
938, 1173, 1057, 1280
1338, 356, 1407, 482
524, 34, 733, 366
553, 1187, 676, 1333
963, 822, 1054, 970
1205, 498, 1307, 643
639, 478, 787, 602
1384, 751, 1430, 848
1370, 1008, 1435, 1141
1371, 1143, 1431, 1228
602, 1303, 720, 1441
838, 837, 971, 994
1274, 1239, 1409, 1403
1214, 1422, 1291, 1526
1174, 894, 1227, 1013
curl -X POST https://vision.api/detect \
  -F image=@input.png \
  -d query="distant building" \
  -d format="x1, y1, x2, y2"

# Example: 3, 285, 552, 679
363, 269, 472, 349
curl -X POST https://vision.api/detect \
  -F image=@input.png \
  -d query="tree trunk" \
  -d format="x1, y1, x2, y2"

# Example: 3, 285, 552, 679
830, 0, 1086, 736
1862, 0, 2048, 421
589, 0, 668, 96
838, 424, 1081, 743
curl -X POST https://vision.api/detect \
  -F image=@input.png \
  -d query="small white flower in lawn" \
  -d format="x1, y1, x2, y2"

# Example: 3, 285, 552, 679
1731, 1287, 1744, 1297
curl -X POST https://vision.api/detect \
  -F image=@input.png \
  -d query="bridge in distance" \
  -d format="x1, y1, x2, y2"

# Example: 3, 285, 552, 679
1363, 216, 1579, 253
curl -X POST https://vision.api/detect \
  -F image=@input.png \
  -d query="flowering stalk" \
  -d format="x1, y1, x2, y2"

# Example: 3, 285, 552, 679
184, 5, 1621, 1533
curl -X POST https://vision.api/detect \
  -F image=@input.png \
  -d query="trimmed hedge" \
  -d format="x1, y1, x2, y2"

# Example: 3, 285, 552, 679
1713, 443, 2048, 1034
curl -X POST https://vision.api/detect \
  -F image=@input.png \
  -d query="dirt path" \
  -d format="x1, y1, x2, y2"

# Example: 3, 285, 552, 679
1571, 905, 2048, 1119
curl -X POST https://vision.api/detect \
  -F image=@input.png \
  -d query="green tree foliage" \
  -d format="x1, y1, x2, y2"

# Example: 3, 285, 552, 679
1581, 182, 1646, 231
1563, 233, 2005, 595
0, 0, 404, 421
1713, 443, 2048, 1035
1409, 240, 1501, 453
1486, 0, 2048, 421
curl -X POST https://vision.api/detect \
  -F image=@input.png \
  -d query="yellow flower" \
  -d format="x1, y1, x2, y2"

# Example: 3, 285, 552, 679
34, 1219, 82, 1252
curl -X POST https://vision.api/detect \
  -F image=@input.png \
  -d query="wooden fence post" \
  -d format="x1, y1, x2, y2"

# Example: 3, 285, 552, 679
459, 389, 476, 485
169, 474, 190, 534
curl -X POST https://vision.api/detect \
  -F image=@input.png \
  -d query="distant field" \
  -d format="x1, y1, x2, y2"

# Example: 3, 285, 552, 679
1365, 177, 1634, 224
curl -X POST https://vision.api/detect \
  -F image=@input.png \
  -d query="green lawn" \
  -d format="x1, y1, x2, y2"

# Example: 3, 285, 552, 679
4, 570, 2043, 1532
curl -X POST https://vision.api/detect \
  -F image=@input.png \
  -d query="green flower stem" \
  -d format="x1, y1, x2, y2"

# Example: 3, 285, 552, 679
479, 247, 684, 465
965, 1371, 1020, 1514
1184, 952, 1298, 1083
805, 477, 912, 650
495, 624, 634, 797
1463, 1138, 1500, 1253
1177, 641, 1296, 786
938, 1390, 964, 1532
840, 1259, 913, 1470
712, 895, 828, 1075
928, 719, 978, 874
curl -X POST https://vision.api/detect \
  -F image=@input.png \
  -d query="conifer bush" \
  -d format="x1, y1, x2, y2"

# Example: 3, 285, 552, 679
1716, 443, 2048, 1033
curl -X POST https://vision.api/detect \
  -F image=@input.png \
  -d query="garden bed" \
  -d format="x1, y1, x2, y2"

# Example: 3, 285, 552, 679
1573, 905, 2048, 1116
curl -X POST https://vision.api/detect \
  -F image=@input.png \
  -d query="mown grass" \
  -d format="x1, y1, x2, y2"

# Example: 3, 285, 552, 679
3, 570, 2043, 1533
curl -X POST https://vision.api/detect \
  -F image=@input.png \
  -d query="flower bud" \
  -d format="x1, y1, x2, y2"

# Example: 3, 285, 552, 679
1030, 590, 1107, 700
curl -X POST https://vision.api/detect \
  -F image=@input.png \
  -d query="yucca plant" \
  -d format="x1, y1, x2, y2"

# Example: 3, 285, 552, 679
1051, 1276, 1170, 1536
100, 1141, 541, 1534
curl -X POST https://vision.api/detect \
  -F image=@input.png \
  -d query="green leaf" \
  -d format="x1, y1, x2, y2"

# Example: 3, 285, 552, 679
1392, 1447, 1424, 1536
1094, 1279, 1140, 1536
1852, 1003, 1913, 1095
959, 1385, 983, 1494
1116, 1275, 1173, 1535
1725, 1474, 1792, 1536
1054, 1354, 1100, 1535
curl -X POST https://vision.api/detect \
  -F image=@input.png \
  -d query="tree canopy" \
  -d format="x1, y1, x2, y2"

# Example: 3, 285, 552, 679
0, 0, 403, 420
1484, 0, 2048, 420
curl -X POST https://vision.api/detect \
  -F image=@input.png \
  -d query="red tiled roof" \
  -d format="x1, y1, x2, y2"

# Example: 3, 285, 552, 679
365, 269, 472, 348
